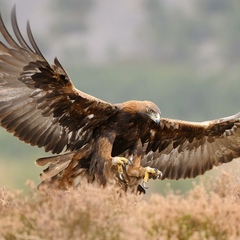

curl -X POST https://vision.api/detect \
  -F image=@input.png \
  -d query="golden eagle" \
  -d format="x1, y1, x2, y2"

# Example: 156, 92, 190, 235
0, 8, 240, 193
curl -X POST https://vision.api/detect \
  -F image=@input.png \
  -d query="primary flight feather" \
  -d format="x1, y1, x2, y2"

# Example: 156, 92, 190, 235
0, 7, 240, 193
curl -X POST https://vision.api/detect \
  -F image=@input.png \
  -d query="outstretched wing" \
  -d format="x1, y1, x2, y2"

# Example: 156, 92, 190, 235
141, 112, 240, 180
0, 7, 118, 154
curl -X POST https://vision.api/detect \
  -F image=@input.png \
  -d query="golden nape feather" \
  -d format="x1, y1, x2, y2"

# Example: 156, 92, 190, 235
0, 7, 240, 193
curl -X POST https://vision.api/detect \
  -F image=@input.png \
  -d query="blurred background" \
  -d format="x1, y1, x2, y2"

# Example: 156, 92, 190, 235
0, 0, 240, 194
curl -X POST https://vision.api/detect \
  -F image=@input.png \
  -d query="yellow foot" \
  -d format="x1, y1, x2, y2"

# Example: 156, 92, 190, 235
142, 166, 162, 189
112, 156, 133, 181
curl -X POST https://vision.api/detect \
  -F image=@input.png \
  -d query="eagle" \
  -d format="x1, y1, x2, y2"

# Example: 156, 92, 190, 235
0, 7, 240, 193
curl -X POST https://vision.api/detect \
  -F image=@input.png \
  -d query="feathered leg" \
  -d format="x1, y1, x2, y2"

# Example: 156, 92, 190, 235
126, 140, 162, 189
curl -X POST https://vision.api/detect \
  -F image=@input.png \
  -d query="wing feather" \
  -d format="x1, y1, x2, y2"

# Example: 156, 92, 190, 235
0, 8, 118, 154
11, 6, 31, 51
141, 114, 240, 180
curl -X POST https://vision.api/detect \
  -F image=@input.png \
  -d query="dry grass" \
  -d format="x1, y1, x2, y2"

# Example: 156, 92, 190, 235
0, 173, 240, 240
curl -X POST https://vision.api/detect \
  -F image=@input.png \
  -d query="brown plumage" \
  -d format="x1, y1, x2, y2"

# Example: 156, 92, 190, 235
0, 7, 240, 193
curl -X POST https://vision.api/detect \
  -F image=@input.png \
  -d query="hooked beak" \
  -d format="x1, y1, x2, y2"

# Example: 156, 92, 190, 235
150, 113, 161, 124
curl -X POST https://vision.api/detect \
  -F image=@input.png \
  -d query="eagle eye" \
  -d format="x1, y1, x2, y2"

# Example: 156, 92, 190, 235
147, 108, 154, 115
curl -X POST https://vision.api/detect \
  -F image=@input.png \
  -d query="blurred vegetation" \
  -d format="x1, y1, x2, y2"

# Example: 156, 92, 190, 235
0, 0, 240, 193
50, 0, 94, 35
1, 173, 240, 239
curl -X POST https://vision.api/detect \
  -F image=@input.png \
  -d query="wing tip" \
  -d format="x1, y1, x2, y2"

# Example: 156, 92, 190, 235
217, 112, 240, 123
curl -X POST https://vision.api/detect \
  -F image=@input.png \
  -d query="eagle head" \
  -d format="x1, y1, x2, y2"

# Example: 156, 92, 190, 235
121, 100, 161, 124
143, 100, 161, 124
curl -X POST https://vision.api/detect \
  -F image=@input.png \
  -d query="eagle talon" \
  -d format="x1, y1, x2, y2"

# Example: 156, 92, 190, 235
128, 155, 133, 165
112, 156, 132, 182
142, 180, 149, 189
119, 173, 125, 182
143, 166, 162, 188
112, 156, 132, 166
157, 170, 163, 179
127, 158, 133, 165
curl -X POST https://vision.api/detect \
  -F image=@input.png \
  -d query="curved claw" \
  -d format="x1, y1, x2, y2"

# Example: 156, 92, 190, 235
124, 155, 133, 165
118, 172, 129, 184
158, 170, 163, 179
152, 169, 163, 180
142, 180, 149, 189
127, 158, 133, 165
119, 172, 125, 182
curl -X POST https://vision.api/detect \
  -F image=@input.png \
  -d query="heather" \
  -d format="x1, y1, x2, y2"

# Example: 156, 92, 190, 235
0, 173, 239, 240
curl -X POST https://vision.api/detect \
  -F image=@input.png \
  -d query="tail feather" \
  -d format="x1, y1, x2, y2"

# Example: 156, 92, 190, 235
36, 154, 73, 180
35, 153, 74, 167
42, 159, 71, 180
35, 152, 93, 190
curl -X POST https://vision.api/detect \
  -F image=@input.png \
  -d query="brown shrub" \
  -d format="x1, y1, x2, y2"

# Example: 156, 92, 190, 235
0, 173, 239, 240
